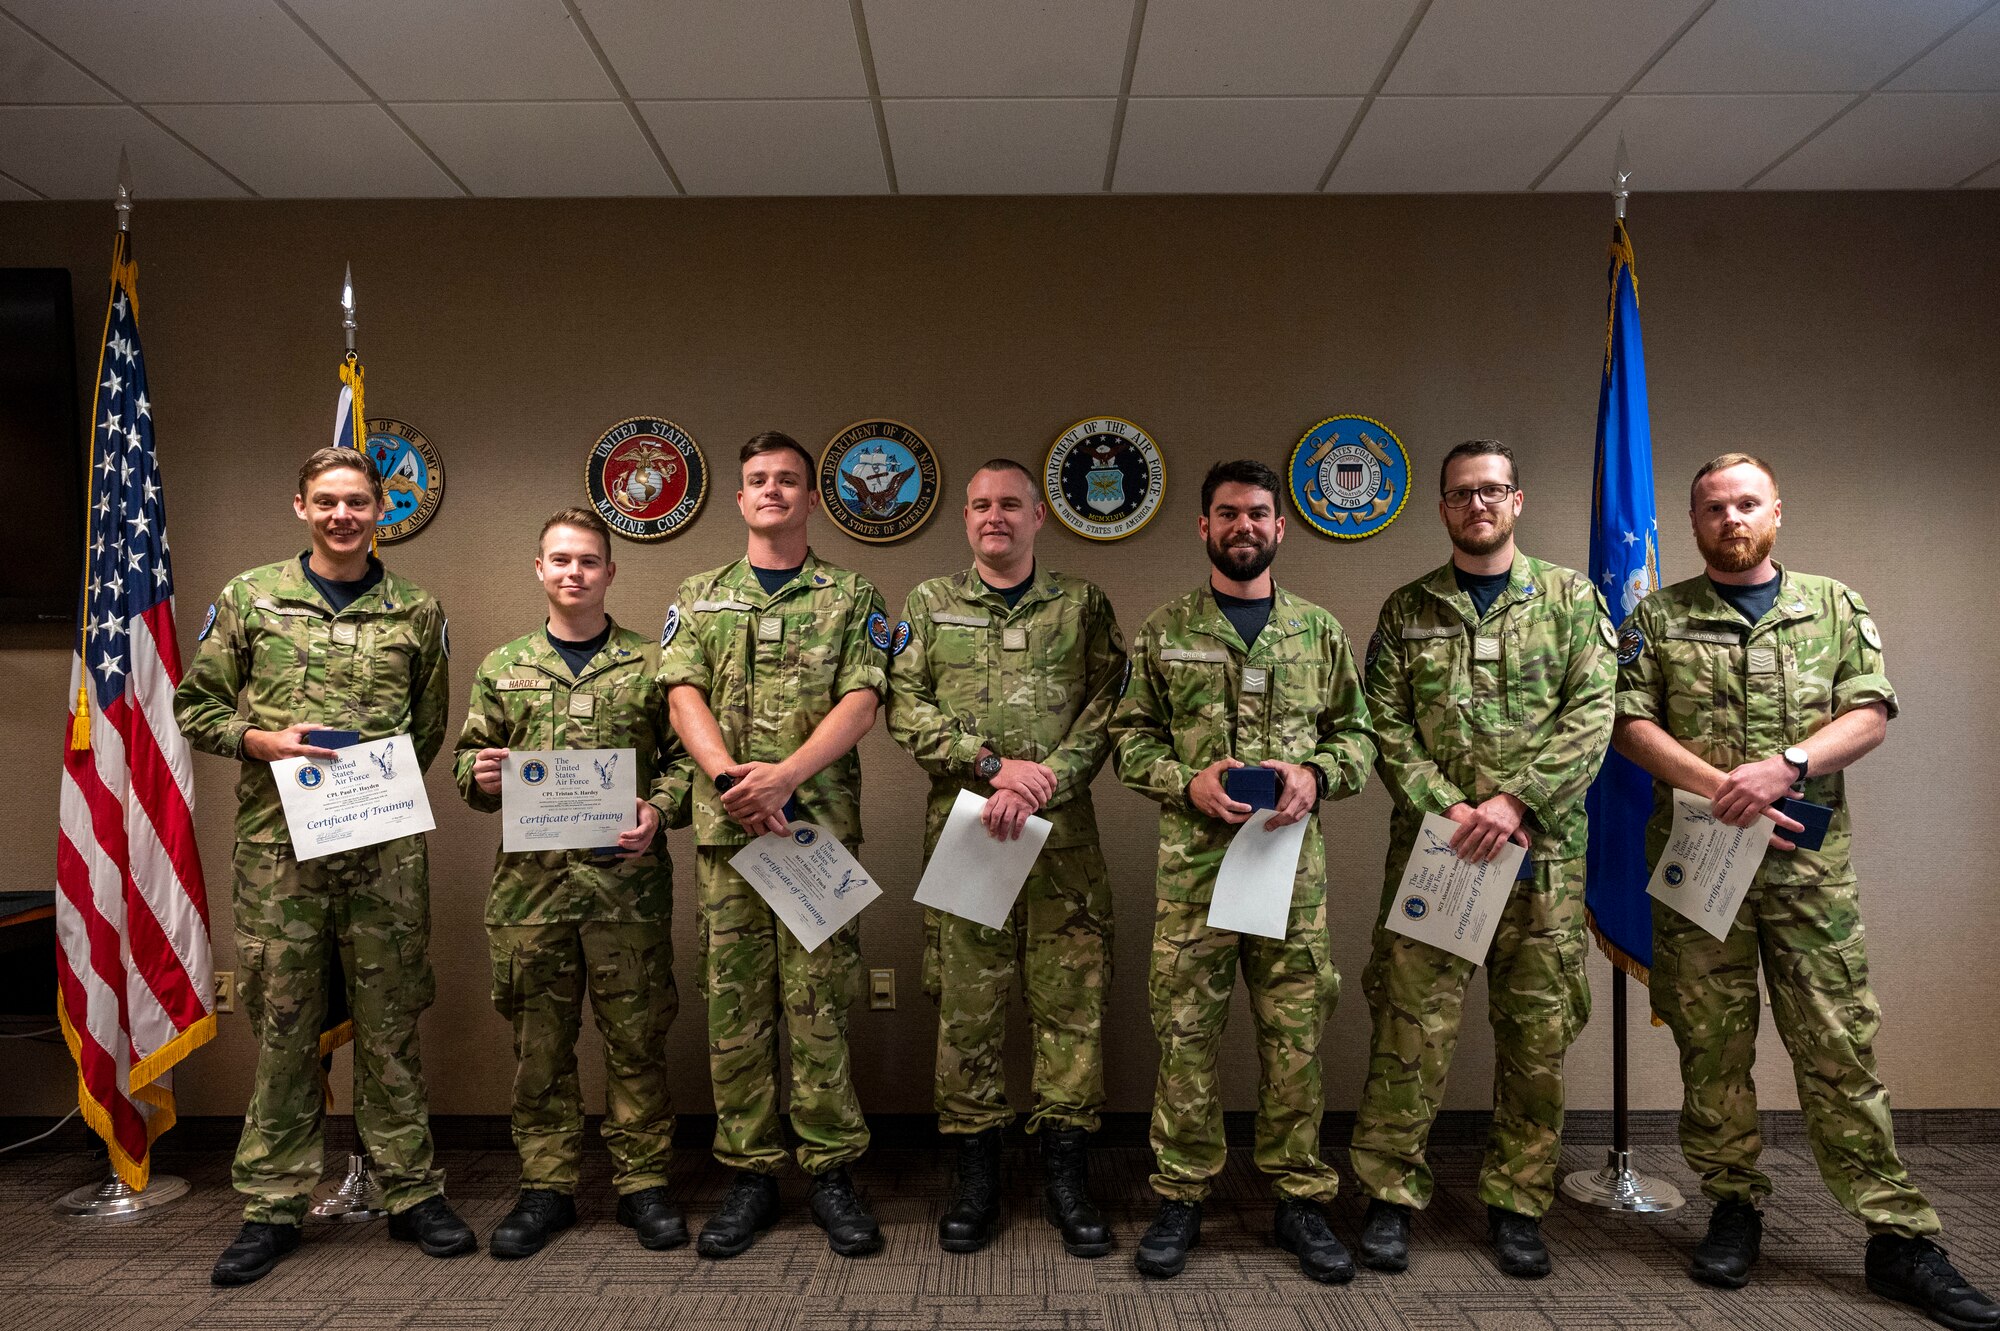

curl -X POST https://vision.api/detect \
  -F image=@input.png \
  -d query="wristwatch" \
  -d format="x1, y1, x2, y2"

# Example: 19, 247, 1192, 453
974, 751, 1003, 782
1783, 745, 1809, 782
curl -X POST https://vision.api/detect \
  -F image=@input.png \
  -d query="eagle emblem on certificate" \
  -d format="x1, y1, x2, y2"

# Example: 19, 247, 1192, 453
1288, 415, 1411, 540
1044, 417, 1165, 541
819, 419, 941, 543
586, 416, 707, 542
364, 418, 445, 543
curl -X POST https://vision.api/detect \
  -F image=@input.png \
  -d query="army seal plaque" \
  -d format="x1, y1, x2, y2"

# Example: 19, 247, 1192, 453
364, 418, 445, 543
1044, 416, 1165, 542
1288, 415, 1411, 540
819, 419, 941, 544
586, 416, 708, 543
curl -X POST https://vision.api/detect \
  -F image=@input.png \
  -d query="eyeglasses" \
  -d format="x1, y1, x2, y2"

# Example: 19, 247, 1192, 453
1441, 484, 1518, 509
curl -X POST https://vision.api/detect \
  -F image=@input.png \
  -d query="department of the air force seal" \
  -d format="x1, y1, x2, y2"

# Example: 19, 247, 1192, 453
1401, 896, 1429, 920
1288, 415, 1411, 540
521, 760, 548, 786
1045, 416, 1165, 541
364, 418, 445, 543
1663, 863, 1685, 887
586, 416, 708, 542
296, 764, 324, 790
819, 419, 940, 543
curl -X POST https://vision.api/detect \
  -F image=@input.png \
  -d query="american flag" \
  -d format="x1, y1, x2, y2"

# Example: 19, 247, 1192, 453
56, 230, 214, 1190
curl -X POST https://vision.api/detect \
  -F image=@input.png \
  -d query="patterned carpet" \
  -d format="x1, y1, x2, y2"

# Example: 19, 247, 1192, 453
0, 1116, 1989, 1331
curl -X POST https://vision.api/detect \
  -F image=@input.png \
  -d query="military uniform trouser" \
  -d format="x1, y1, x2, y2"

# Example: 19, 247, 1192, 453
230, 836, 440, 1224
1147, 898, 1341, 1203
696, 848, 869, 1175
924, 842, 1112, 1136
1350, 857, 1591, 1218
1651, 877, 1939, 1237
488, 919, 678, 1195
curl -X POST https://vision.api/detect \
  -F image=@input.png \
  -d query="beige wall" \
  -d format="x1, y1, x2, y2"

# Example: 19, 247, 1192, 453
1, 192, 1994, 1122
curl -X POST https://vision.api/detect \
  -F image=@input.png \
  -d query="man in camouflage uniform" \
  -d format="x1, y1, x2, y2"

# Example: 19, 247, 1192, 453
176, 447, 473, 1286
1348, 440, 1613, 1280
1111, 459, 1375, 1283
661, 431, 889, 1259
454, 508, 692, 1259
1615, 453, 1995, 1330
886, 459, 1126, 1257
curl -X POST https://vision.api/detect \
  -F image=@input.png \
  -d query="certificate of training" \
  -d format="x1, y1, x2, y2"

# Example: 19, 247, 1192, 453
500, 749, 637, 853
1384, 814, 1527, 964
1205, 809, 1311, 941
1648, 790, 1771, 941
731, 823, 883, 952
273, 734, 435, 861
912, 790, 1052, 929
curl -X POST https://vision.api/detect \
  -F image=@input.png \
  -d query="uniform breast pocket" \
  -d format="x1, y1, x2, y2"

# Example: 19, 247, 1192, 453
1269, 658, 1332, 759
786, 613, 841, 695
929, 624, 987, 674
1163, 660, 1230, 734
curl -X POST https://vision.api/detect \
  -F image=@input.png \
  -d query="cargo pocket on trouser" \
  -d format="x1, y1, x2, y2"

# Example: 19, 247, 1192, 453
1304, 911, 1341, 1026
235, 933, 268, 1032
1557, 932, 1591, 1047
489, 936, 519, 1024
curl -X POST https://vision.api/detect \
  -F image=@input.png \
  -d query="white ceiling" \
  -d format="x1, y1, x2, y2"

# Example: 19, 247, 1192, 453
1, 0, 1996, 200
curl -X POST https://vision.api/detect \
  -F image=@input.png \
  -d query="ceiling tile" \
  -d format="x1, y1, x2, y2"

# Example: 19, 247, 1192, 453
0, 105, 248, 197
392, 101, 675, 196
1114, 97, 1360, 192
885, 98, 1114, 193
149, 103, 459, 197
574, 0, 867, 99
639, 100, 886, 194
1132, 0, 1421, 95
1539, 93, 1851, 190
1386, 0, 1708, 95
1330, 95, 1599, 192
1755, 91, 2000, 188
286, 0, 612, 100
1637, 0, 1989, 93
1891, 6, 2000, 92
863, 0, 1131, 97
1, 0, 364, 102
0, 11, 118, 102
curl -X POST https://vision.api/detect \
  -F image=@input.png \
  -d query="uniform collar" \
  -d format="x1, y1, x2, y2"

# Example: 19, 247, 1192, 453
1687, 561, 1814, 630
277, 551, 400, 615
518, 616, 641, 683
1418, 550, 1540, 624
1189, 581, 1310, 654
717, 547, 836, 608
951, 564, 1060, 618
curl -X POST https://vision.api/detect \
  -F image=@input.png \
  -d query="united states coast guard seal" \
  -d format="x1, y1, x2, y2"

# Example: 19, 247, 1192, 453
1044, 416, 1165, 541
1288, 415, 1410, 540
364, 418, 445, 543
819, 419, 941, 544
586, 416, 708, 542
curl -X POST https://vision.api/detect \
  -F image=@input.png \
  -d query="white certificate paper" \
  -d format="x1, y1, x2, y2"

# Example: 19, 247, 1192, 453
912, 790, 1052, 929
730, 823, 883, 952
1205, 809, 1311, 941
273, 733, 435, 862
1648, 790, 1771, 941
500, 748, 638, 853
1385, 813, 1528, 965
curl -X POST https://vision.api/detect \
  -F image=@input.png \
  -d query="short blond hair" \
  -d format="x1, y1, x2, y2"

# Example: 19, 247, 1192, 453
297, 446, 382, 500
1690, 452, 1777, 507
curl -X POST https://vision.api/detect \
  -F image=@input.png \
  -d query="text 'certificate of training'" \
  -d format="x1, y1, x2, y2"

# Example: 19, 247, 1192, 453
1648, 790, 1770, 941
273, 733, 435, 861
731, 823, 882, 952
1384, 813, 1527, 965
500, 749, 637, 853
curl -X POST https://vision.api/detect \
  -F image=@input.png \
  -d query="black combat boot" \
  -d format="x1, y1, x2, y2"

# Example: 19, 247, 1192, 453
697, 1171, 780, 1259
1487, 1205, 1552, 1279
616, 1185, 689, 1251
1134, 1198, 1201, 1279
1867, 1235, 2000, 1330
808, 1165, 884, 1257
487, 1189, 575, 1260
1041, 1126, 1111, 1258
210, 1220, 301, 1286
1358, 1198, 1411, 1272
1689, 1199, 1762, 1289
1273, 1197, 1356, 1284
938, 1128, 1004, 1253
387, 1194, 477, 1258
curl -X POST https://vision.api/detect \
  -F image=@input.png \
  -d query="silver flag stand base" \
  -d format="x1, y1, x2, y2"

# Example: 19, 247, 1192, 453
56, 1169, 190, 1222
309, 1152, 388, 1223
1561, 1147, 1685, 1213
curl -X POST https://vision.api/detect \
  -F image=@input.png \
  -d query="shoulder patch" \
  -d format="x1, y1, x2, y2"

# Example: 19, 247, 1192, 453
1859, 615, 1882, 651
1599, 617, 1617, 650
198, 603, 216, 642
891, 620, 912, 656
1617, 623, 1645, 667
866, 611, 892, 652
1365, 628, 1383, 674
660, 604, 681, 648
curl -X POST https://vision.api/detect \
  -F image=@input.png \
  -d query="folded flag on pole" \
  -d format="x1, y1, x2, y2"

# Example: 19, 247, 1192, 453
1584, 217, 1662, 980
57, 226, 215, 1190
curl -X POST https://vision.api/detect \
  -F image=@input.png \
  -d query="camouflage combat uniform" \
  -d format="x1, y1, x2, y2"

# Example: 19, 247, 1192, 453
1111, 584, 1375, 1203
174, 555, 448, 1224
453, 620, 692, 1196
657, 551, 887, 1176
886, 568, 1126, 1135
1349, 553, 1614, 1217
1619, 565, 1938, 1237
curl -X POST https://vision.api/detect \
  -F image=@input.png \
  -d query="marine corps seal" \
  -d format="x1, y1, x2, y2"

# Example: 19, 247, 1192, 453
819, 419, 941, 544
1288, 415, 1411, 540
364, 418, 445, 543
1044, 416, 1165, 541
586, 416, 707, 542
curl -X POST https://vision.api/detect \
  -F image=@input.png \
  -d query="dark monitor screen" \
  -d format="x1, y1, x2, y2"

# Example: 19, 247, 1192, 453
0, 268, 84, 625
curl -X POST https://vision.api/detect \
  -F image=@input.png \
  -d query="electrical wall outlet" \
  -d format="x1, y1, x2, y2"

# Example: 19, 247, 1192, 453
868, 968, 895, 1011
214, 971, 235, 1014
